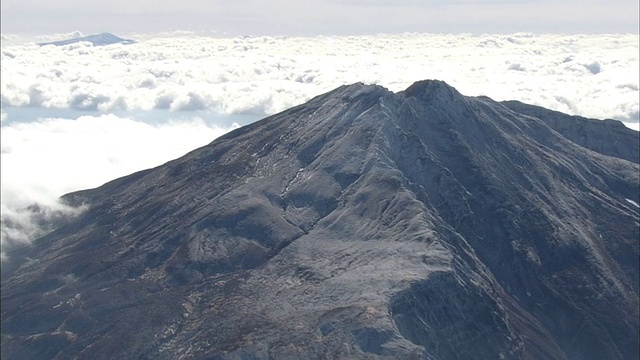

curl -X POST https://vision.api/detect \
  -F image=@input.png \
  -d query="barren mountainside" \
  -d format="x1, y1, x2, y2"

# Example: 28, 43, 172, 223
2, 80, 639, 360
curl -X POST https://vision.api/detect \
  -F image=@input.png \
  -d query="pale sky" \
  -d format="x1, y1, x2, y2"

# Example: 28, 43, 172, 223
1, 0, 639, 36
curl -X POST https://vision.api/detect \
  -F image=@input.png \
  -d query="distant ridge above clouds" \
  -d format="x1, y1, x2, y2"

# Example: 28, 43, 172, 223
38, 32, 135, 47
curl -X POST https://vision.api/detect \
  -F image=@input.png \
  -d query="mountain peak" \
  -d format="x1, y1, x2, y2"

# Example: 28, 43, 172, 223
319, 82, 391, 101
2, 80, 638, 360
38, 32, 135, 47
402, 79, 464, 103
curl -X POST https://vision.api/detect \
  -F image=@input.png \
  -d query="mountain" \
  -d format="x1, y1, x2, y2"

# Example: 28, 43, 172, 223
2, 80, 639, 360
38, 33, 135, 47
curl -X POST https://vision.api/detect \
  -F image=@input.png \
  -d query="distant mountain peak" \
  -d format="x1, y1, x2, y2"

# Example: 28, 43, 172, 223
38, 32, 135, 47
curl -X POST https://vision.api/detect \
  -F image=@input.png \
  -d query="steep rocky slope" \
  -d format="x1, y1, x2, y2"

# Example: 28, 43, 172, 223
2, 80, 638, 360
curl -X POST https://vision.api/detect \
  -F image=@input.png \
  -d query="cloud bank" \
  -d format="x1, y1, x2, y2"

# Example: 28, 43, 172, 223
2, 33, 638, 122
1, 32, 638, 258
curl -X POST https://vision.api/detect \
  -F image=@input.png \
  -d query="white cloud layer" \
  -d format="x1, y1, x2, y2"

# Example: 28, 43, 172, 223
2, 33, 638, 121
1, 32, 638, 257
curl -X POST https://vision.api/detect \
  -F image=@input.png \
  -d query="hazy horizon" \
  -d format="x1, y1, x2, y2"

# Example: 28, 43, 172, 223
2, 0, 638, 37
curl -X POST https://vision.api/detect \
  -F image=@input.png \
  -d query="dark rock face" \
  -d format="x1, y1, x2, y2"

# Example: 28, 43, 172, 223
2, 80, 639, 360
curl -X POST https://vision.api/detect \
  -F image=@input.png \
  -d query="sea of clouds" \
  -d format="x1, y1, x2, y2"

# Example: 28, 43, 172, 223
1, 31, 639, 258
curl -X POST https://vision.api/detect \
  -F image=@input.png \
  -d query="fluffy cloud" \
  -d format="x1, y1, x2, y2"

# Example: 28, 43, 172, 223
1, 33, 638, 124
1, 32, 638, 257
